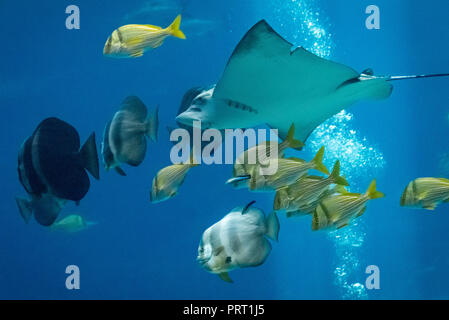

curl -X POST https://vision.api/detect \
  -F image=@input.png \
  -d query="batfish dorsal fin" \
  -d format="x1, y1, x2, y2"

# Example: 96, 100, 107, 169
120, 96, 148, 121
33, 118, 92, 201
242, 200, 256, 214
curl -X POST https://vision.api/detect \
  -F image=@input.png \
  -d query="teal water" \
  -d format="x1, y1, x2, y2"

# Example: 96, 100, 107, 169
0, 0, 448, 299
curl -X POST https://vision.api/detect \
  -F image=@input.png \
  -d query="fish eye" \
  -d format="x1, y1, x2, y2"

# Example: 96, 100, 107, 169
190, 107, 202, 112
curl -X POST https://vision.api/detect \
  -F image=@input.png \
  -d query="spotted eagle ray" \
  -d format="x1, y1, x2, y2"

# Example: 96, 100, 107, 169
176, 20, 449, 143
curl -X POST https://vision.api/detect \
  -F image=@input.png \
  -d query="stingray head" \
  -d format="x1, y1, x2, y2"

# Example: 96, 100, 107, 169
176, 87, 217, 129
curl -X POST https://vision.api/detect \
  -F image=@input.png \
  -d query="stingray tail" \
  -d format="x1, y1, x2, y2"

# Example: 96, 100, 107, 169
80, 132, 100, 180
386, 73, 449, 81
311, 146, 329, 175
168, 15, 186, 39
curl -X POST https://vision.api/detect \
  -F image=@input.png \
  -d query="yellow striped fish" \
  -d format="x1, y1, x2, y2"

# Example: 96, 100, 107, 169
248, 146, 329, 192
292, 185, 348, 217
274, 161, 348, 214
234, 124, 304, 175
400, 177, 449, 210
150, 153, 198, 203
103, 15, 186, 58
312, 179, 384, 231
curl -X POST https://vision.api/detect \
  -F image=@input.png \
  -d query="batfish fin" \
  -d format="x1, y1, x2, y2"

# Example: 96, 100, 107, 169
218, 272, 233, 283
265, 211, 280, 241
120, 96, 148, 120
32, 195, 63, 227
115, 166, 127, 176
145, 106, 159, 142
214, 245, 224, 256
80, 132, 100, 180
16, 197, 33, 223
33, 117, 90, 202
242, 200, 256, 214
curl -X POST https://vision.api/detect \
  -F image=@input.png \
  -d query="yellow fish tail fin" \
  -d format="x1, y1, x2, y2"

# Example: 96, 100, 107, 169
334, 184, 348, 194
168, 14, 186, 39
274, 188, 289, 210
312, 146, 329, 175
366, 179, 385, 199
284, 124, 304, 150
329, 160, 349, 186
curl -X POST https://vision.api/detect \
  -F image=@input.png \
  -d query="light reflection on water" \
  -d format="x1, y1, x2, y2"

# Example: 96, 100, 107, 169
268, 0, 386, 299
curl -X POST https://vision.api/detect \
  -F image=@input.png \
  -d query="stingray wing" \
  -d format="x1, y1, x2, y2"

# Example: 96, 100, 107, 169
213, 20, 359, 141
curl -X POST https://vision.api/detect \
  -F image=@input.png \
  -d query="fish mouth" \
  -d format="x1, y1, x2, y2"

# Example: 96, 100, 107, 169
196, 256, 209, 266
175, 113, 195, 127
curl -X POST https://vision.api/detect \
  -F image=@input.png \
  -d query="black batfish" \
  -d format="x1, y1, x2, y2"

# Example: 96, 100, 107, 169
16, 117, 99, 226
32, 117, 100, 201
17, 134, 65, 226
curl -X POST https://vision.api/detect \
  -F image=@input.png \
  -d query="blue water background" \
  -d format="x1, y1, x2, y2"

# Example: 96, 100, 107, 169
0, 0, 448, 299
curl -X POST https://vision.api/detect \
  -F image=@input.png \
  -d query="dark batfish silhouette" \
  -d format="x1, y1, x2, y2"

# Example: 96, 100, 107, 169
17, 135, 65, 226
16, 117, 99, 226
32, 117, 99, 201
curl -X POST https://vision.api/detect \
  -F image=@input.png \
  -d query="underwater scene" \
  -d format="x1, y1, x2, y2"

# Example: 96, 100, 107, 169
1, 0, 449, 300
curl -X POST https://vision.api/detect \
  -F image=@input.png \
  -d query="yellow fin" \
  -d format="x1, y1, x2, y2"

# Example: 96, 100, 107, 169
416, 191, 428, 201
356, 207, 366, 217
422, 203, 437, 210
130, 50, 143, 58
143, 24, 162, 30
284, 124, 304, 150
311, 146, 329, 175
329, 160, 349, 186
366, 179, 385, 199
167, 14, 186, 39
